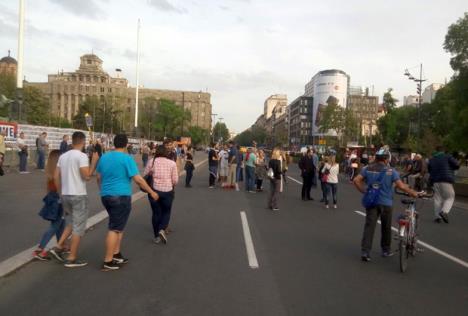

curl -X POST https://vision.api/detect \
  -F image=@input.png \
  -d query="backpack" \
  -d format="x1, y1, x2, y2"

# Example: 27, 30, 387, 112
362, 168, 387, 209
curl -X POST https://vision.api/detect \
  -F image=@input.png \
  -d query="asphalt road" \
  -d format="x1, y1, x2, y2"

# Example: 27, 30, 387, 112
0, 161, 467, 315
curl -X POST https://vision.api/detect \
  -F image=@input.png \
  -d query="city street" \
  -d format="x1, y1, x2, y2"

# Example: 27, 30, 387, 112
0, 159, 467, 316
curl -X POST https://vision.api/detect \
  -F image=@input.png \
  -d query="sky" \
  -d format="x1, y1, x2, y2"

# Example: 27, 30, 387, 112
1, 0, 467, 133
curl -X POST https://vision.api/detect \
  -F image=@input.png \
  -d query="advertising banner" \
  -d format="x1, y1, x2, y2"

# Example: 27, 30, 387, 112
0, 121, 18, 142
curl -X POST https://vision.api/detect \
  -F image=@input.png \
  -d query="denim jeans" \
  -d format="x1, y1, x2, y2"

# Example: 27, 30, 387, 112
236, 165, 243, 182
148, 191, 174, 237
38, 217, 65, 249
18, 152, 28, 172
37, 149, 45, 169
324, 183, 338, 205
245, 166, 255, 191
186, 168, 193, 186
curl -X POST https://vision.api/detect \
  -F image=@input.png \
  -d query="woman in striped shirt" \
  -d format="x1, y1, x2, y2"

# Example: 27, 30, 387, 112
144, 145, 179, 244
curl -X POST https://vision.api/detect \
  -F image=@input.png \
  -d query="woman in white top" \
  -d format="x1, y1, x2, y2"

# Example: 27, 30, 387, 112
322, 155, 339, 209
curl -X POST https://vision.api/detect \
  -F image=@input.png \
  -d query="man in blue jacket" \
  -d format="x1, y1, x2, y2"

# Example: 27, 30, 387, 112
428, 146, 460, 224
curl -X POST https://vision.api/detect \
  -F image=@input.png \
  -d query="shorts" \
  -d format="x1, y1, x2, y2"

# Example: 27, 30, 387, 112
101, 196, 132, 232
219, 165, 229, 177
62, 195, 89, 236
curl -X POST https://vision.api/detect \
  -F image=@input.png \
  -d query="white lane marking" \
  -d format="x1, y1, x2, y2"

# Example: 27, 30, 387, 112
240, 211, 259, 269
354, 210, 468, 269
0, 159, 208, 278
287, 176, 303, 185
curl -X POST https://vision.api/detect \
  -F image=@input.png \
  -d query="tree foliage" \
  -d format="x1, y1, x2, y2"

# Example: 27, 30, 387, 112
212, 122, 230, 142
187, 126, 210, 146
234, 125, 267, 146
318, 100, 358, 146
382, 88, 398, 114
444, 12, 468, 73
152, 99, 191, 139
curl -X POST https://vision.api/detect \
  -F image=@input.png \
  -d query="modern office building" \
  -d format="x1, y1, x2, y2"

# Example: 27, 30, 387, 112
422, 83, 444, 104
347, 94, 380, 137
403, 95, 422, 106
288, 96, 313, 146
304, 69, 349, 135
26, 54, 212, 131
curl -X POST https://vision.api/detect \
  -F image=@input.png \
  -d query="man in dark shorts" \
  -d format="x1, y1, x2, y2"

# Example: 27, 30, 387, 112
97, 134, 159, 271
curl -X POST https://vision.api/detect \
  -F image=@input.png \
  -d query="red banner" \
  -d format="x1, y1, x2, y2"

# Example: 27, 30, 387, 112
0, 121, 18, 141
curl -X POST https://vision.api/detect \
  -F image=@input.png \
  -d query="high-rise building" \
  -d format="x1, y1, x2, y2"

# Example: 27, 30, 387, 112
264, 94, 287, 120
422, 83, 444, 104
403, 95, 421, 106
25, 54, 212, 131
304, 69, 349, 135
0, 51, 17, 77
347, 94, 380, 137
288, 96, 313, 146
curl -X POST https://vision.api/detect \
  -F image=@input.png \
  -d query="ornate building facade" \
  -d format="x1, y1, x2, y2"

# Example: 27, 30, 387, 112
26, 54, 212, 131
0, 51, 17, 76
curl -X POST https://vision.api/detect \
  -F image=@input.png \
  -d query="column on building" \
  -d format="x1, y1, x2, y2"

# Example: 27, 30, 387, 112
68, 94, 73, 120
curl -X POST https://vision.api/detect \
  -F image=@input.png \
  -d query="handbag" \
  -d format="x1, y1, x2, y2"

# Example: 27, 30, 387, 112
142, 157, 156, 192
362, 169, 387, 209
321, 167, 330, 182
267, 167, 274, 179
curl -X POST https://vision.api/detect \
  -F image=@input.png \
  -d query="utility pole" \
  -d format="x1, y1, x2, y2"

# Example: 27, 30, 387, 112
404, 64, 426, 139
134, 19, 141, 133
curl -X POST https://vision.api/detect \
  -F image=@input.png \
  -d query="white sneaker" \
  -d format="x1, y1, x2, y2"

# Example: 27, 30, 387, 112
235, 184, 240, 191
158, 230, 168, 244
333, 205, 337, 209
325, 205, 329, 209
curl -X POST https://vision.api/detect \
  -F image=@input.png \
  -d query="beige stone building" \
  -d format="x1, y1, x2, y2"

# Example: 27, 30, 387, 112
26, 54, 212, 131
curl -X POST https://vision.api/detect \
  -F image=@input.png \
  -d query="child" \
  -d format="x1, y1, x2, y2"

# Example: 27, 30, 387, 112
184, 147, 195, 188
33, 150, 65, 260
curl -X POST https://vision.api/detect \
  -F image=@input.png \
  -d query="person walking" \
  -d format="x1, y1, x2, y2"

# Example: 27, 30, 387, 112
208, 143, 219, 188
255, 150, 267, 192
59, 135, 69, 155
268, 148, 283, 211
33, 150, 65, 261
245, 147, 257, 193
318, 157, 328, 203
96, 134, 159, 271
428, 146, 460, 224
353, 148, 418, 262
184, 148, 195, 188
227, 141, 238, 190
16, 131, 29, 174
49, 132, 99, 268
323, 155, 339, 209
141, 143, 150, 168
218, 144, 229, 188
144, 145, 178, 244
298, 149, 315, 201
235, 145, 244, 187
37, 132, 49, 170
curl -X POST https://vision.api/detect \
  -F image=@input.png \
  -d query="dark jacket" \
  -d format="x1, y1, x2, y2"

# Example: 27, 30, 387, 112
39, 192, 63, 221
428, 152, 460, 184
268, 159, 282, 180
59, 140, 69, 154
298, 156, 315, 174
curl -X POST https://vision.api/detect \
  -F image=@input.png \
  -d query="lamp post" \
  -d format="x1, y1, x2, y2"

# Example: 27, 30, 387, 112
404, 64, 426, 138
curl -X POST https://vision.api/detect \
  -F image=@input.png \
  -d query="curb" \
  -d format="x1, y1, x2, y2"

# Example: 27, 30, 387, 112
0, 159, 207, 278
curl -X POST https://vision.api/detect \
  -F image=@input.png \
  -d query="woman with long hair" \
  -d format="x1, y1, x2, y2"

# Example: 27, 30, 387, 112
268, 148, 283, 211
33, 150, 65, 260
144, 145, 178, 244
323, 155, 340, 209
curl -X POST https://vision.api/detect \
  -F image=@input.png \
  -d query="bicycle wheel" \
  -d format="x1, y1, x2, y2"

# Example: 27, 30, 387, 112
399, 238, 408, 272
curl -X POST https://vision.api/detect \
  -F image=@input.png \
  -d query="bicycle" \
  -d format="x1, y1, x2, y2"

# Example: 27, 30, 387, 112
395, 190, 432, 273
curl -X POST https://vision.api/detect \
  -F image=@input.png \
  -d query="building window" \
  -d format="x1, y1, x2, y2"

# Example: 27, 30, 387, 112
100, 87, 105, 93
108, 88, 112, 93
85, 86, 89, 92
87, 59, 92, 65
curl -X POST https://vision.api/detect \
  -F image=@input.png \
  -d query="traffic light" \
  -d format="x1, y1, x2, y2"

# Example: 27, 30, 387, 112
416, 83, 421, 95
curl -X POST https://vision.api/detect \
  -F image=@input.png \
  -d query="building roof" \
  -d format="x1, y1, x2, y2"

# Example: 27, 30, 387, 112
0, 51, 17, 64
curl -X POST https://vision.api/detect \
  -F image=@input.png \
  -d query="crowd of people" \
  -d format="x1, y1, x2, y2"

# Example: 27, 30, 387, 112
32, 132, 184, 271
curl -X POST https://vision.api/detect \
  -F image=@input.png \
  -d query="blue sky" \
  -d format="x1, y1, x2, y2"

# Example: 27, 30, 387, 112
1, 0, 467, 132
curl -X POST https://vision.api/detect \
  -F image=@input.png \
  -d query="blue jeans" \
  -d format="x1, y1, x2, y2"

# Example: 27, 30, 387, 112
148, 191, 174, 237
245, 166, 255, 191
236, 165, 243, 182
37, 150, 45, 169
38, 217, 65, 249
18, 152, 28, 172
324, 183, 338, 205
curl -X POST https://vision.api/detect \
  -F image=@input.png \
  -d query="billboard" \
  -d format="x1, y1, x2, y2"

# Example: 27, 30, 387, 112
0, 121, 18, 142
311, 70, 349, 136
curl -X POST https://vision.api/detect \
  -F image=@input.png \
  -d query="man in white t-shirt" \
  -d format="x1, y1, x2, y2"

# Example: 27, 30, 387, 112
50, 131, 99, 268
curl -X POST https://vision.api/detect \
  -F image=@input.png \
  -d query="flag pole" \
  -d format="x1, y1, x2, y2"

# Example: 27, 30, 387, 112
134, 18, 141, 130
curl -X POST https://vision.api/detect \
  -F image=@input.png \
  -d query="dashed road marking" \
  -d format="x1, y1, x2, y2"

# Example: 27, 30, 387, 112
240, 211, 259, 269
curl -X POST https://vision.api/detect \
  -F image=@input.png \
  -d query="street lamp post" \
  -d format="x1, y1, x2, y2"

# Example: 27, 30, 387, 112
404, 64, 426, 138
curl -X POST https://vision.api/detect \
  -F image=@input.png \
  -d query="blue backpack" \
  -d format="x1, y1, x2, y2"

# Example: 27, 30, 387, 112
362, 168, 387, 209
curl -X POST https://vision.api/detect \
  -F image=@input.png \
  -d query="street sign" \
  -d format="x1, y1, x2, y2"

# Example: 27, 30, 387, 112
85, 113, 93, 128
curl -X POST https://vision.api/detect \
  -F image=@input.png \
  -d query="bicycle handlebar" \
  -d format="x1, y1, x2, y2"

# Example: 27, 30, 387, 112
395, 188, 434, 199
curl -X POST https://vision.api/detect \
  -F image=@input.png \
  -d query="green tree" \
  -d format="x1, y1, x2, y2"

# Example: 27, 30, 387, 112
23, 86, 49, 125
234, 125, 267, 146
0, 73, 16, 100
152, 99, 191, 138
212, 122, 230, 142
319, 100, 358, 146
382, 88, 398, 114
187, 126, 210, 146
444, 12, 468, 73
